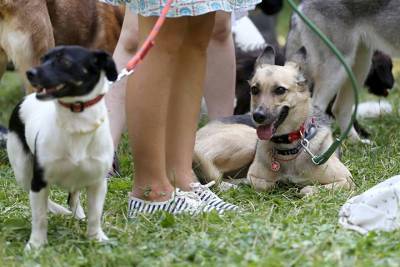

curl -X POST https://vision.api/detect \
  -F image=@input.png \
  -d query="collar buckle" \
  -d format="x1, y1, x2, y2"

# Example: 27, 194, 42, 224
69, 102, 85, 113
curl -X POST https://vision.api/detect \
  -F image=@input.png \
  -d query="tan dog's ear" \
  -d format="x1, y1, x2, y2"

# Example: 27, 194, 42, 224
255, 45, 275, 68
286, 47, 309, 89
286, 46, 307, 69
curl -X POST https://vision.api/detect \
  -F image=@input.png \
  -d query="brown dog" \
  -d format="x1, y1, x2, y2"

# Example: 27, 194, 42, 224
0, 0, 124, 90
194, 46, 354, 195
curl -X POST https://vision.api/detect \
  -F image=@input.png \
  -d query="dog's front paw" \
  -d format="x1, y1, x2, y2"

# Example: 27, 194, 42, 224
247, 176, 276, 191
25, 237, 48, 251
300, 186, 319, 196
88, 229, 109, 243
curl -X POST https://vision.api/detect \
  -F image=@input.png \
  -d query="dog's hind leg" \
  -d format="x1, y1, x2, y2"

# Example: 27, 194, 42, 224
311, 54, 355, 114
332, 43, 373, 143
7, 132, 33, 192
193, 152, 223, 183
87, 180, 108, 242
292, 18, 359, 120
67, 192, 86, 220
8, 128, 71, 216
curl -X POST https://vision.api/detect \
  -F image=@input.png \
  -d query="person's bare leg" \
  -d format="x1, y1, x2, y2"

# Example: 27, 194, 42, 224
166, 14, 216, 190
203, 12, 235, 120
106, 9, 138, 147
126, 16, 187, 201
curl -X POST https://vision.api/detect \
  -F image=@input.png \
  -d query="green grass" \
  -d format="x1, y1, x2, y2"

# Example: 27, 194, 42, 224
1, 7, 400, 265
1, 72, 400, 266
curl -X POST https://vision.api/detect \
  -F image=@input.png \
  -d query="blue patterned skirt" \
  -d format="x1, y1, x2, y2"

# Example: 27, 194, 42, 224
100, 0, 261, 17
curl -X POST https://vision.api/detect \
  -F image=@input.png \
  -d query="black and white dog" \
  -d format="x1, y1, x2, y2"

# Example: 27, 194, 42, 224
7, 46, 117, 249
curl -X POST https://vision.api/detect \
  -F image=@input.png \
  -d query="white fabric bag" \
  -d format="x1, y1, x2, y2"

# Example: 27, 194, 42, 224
339, 175, 400, 234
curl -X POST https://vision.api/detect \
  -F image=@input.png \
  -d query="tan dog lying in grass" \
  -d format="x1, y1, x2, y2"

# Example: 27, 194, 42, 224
194, 46, 354, 195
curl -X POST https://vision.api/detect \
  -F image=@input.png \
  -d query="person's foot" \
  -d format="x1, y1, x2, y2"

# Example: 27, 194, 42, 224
190, 181, 239, 214
127, 188, 204, 218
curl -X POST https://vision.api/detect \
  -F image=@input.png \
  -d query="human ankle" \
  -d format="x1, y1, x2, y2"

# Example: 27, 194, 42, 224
169, 172, 198, 192
131, 184, 174, 202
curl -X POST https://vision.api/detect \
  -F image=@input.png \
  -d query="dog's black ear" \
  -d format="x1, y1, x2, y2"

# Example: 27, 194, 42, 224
287, 46, 307, 68
255, 45, 276, 68
92, 50, 118, 82
373, 51, 394, 89
257, 0, 283, 15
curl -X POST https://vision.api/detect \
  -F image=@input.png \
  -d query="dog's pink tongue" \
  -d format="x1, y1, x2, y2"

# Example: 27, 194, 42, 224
257, 125, 274, 140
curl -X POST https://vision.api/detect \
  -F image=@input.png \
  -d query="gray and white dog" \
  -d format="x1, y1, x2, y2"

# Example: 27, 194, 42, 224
286, 0, 399, 142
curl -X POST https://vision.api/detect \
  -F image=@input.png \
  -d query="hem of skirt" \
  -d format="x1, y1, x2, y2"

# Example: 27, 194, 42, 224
128, 4, 259, 17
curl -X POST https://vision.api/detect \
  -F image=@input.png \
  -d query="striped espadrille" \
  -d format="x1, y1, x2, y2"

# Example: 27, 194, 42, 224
128, 188, 205, 218
191, 181, 239, 214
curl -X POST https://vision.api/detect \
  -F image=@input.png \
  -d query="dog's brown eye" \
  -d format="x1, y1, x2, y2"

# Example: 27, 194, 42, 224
250, 86, 260, 96
274, 86, 287, 95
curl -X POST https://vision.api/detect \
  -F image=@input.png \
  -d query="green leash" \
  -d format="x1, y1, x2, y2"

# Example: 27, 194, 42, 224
286, 0, 360, 165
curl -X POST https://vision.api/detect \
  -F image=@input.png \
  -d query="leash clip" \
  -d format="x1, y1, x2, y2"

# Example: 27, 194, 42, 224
300, 127, 323, 165
114, 68, 135, 83
301, 138, 316, 158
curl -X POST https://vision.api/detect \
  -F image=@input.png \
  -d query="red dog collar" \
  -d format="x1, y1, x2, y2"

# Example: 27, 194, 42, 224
271, 118, 316, 144
271, 123, 305, 144
288, 124, 306, 142
58, 94, 105, 113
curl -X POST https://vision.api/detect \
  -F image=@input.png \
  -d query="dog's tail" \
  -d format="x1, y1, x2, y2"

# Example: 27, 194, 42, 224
193, 152, 222, 184
48, 199, 72, 215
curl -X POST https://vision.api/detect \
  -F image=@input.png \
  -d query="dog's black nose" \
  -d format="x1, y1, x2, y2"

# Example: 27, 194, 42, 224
26, 69, 38, 81
253, 111, 266, 123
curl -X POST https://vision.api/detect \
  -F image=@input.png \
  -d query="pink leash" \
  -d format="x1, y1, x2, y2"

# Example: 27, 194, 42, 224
115, 0, 175, 82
